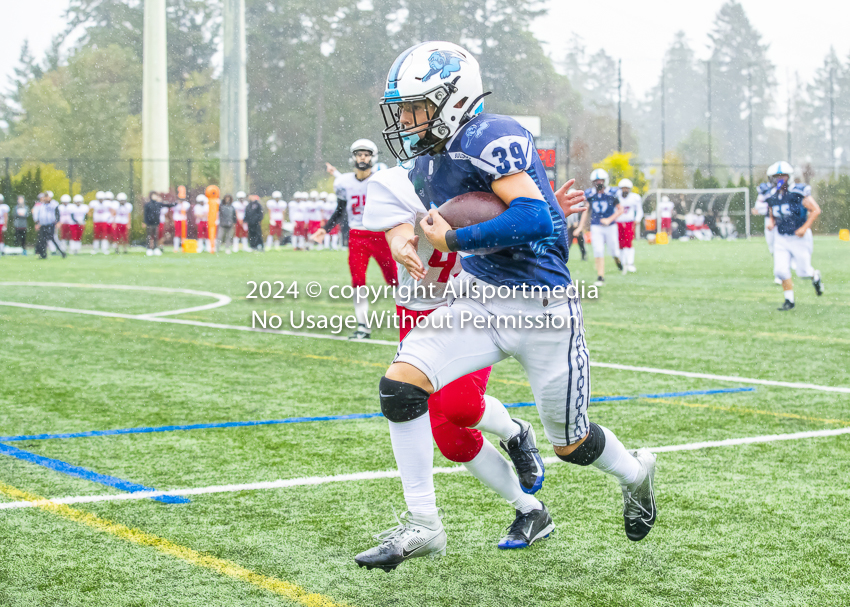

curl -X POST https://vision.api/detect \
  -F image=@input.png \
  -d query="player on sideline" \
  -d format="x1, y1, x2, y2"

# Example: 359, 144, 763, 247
581, 168, 623, 285
58, 195, 73, 252
306, 190, 324, 250
313, 139, 398, 340
0, 195, 8, 255
289, 192, 306, 250
616, 179, 643, 273
764, 162, 824, 310
364, 165, 555, 550
194, 194, 210, 252
113, 193, 132, 254
172, 194, 190, 252
266, 191, 284, 250
90, 191, 112, 254
232, 191, 248, 252
354, 42, 656, 571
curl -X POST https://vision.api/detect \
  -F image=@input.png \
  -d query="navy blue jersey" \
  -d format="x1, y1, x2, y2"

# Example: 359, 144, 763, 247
407, 113, 570, 288
584, 187, 620, 225
766, 183, 811, 235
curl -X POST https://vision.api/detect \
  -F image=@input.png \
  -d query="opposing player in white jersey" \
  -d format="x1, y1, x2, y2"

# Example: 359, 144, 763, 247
0, 195, 9, 255
581, 168, 623, 285
355, 42, 655, 571
232, 191, 248, 251
194, 195, 210, 252
57, 195, 73, 251
764, 161, 824, 310
288, 192, 305, 250
313, 139, 398, 339
67, 195, 88, 254
321, 193, 340, 249
306, 191, 324, 249
112, 193, 132, 253
172, 196, 190, 252
615, 179, 643, 273
364, 166, 554, 550
266, 191, 285, 249
90, 191, 113, 254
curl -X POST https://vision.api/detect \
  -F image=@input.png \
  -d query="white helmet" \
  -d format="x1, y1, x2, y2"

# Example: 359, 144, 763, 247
117, 192, 127, 201
350, 139, 379, 170
105, 191, 114, 199
309, 190, 319, 200
236, 191, 246, 199
60, 194, 71, 203
196, 194, 208, 203
73, 194, 84, 203
618, 178, 633, 189
661, 195, 671, 204
46, 190, 54, 198
380, 41, 485, 161
590, 169, 609, 186
96, 190, 105, 199
272, 190, 282, 199
767, 161, 795, 187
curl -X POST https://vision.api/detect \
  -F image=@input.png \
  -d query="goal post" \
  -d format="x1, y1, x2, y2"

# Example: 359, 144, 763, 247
643, 188, 751, 240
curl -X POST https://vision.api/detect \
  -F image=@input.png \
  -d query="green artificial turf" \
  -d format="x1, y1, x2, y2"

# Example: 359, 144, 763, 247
0, 237, 848, 606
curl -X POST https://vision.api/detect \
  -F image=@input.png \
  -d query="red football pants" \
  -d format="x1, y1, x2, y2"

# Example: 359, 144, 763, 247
398, 306, 490, 462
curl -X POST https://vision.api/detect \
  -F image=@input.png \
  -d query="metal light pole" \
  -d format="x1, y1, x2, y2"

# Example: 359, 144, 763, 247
707, 60, 712, 176
617, 59, 622, 153
830, 66, 836, 171
220, 0, 248, 196
142, 0, 170, 195
747, 67, 753, 188
661, 67, 666, 188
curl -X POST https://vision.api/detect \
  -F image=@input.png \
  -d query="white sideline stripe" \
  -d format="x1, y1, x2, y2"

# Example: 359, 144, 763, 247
590, 362, 850, 394
0, 282, 232, 318
1, 285, 846, 389
2, 427, 848, 511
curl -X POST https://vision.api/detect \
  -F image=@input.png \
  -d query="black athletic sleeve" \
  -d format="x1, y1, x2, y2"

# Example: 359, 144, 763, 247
323, 198, 346, 232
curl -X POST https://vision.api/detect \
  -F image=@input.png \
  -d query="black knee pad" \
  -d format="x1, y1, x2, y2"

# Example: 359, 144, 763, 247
379, 376, 430, 422
557, 422, 606, 466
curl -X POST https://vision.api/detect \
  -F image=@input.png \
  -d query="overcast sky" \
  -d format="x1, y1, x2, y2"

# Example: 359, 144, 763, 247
2, 0, 850, 103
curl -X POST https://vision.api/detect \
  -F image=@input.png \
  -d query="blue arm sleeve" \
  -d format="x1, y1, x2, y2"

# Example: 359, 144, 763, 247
446, 197, 554, 252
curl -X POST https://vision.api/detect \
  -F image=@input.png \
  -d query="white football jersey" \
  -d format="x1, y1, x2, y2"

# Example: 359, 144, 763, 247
0, 203, 9, 224
289, 200, 305, 222
172, 201, 190, 222
322, 200, 336, 220
233, 199, 247, 221
363, 166, 462, 311
193, 203, 209, 222
659, 199, 675, 218
58, 203, 72, 223
307, 200, 323, 222
91, 200, 112, 223
71, 203, 89, 224
115, 202, 132, 225
334, 172, 375, 230
616, 192, 643, 223
268, 200, 284, 222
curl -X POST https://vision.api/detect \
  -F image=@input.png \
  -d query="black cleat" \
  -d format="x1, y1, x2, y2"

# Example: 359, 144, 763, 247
614, 256, 623, 271
349, 324, 371, 340
622, 449, 657, 541
778, 299, 795, 311
499, 419, 544, 494
812, 270, 824, 296
498, 503, 555, 549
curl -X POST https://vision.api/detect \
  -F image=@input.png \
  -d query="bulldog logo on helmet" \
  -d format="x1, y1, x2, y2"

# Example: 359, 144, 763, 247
421, 51, 465, 82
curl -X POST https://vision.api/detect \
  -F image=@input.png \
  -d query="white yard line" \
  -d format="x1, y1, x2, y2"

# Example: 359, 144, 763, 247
2, 283, 847, 390
1, 427, 847, 511
0, 282, 232, 318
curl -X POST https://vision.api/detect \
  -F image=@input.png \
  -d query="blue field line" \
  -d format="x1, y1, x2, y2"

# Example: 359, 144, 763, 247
0, 387, 754, 444
0, 443, 190, 504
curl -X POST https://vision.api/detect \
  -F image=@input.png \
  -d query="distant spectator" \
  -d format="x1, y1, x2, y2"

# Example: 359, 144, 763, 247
244, 195, 265, 251
218, 195, 237, 254
143, 192, 177, 256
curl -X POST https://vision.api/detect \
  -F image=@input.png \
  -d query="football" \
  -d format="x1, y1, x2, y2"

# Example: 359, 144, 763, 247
429, 191, 507, 229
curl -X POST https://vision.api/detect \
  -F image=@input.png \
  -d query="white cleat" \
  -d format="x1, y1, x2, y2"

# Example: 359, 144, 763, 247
355, 510, 446, 572
145, 249, 153, 257
153, 248, 162, 256
628, 265, 637, 273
